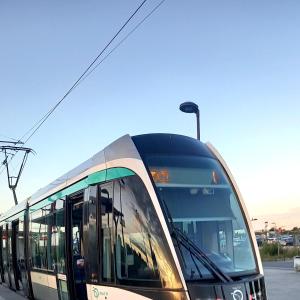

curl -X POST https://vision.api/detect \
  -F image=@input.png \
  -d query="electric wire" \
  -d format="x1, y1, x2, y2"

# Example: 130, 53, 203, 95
0, 0, 166, 176
19, 0, 149, 145
0, 134, 19, 143
41, 0, 167, 120
1, 0, 148, 175
74, 0, 166, 88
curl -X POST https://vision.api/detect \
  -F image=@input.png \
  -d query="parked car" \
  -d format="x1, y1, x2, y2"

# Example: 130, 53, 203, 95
267, 237, 277, 244
280, 235, 294, 246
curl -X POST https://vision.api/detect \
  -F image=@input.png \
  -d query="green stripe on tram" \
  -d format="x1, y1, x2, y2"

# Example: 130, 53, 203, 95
30, 167, 134, 212
86, 169, 107, 185
106, 167, 135, 181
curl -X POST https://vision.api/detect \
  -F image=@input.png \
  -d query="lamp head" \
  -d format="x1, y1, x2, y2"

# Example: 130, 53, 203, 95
179, 101, 199, 114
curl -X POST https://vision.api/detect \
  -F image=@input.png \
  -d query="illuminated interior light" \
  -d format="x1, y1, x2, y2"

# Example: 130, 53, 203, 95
211, 170, 219, 184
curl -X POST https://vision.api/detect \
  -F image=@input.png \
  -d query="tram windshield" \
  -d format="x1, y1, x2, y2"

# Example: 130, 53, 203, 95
147, 155, 257, 280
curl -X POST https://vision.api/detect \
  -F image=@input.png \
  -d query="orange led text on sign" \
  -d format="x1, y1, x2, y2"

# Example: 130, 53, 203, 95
150, 169, 169, 183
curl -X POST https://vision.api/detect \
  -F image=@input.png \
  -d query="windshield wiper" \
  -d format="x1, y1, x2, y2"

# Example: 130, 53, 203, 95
172, 226, 233, 283
159, 196, 233, 283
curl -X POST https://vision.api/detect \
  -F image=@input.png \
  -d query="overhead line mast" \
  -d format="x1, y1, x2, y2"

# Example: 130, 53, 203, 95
0, 144, 35, 205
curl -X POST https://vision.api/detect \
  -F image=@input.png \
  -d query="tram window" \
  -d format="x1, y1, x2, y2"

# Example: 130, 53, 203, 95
52, 199, 66, 273
0, 226, 3, 281
113, 176, 161, 287
44, 204, 54, 271
30, 209, 48, 269
2, 226, 10, 284
17, 219, 25, 263
15, 218, 25, 289
2, 227, 7, 271
100, 183, 114, 282
30, 202, 65, 271
7, 225, 12, 261
85, 187, 99, 283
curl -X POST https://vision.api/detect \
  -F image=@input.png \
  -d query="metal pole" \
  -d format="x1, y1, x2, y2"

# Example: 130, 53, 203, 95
1, 145, 34, 206
196, 110, 200, 140
277, 228, 280, 257
12, 189, 18, 206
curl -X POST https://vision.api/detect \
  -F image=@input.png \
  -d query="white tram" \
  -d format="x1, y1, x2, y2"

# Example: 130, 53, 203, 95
0, 134, 266, 300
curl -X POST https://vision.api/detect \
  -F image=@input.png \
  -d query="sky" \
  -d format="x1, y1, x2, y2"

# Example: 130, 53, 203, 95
0, 0, 300, 230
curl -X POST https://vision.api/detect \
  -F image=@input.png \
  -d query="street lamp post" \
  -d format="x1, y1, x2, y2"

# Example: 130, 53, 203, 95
251, 218, 258, 230
264, 221, 268, 238
179, 102, 200, 140
272, 222, 280, 257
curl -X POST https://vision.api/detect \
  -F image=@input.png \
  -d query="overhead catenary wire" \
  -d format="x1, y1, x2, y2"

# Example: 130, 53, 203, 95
72, 0, 166, 89
0, 0, 166, 176
20, 0, 149, 145
0, 134, 20, 143
1, 0, 148, 174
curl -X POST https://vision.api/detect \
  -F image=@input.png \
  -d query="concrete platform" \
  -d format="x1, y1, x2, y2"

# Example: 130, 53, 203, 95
0, 284, 24, 300
264, 263, 300, 299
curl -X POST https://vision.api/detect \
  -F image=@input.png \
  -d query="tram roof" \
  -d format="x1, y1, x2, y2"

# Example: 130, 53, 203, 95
1, 133, 212, 222
1, 134, 138, 222
0, 199, 28, 223
27, 134, 140, 208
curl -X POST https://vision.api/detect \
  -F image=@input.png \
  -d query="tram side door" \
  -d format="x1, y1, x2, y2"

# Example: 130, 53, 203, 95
13, 218, 30, 296
10, 221, 19, 291
66, 193, 88, 300
3, 224, 12, 287
0, 226, 4, 283
53, 197, 69, 300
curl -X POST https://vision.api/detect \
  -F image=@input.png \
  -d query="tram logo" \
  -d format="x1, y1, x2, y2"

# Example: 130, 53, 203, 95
92, 287, 100, 298
231, 289, 243, 300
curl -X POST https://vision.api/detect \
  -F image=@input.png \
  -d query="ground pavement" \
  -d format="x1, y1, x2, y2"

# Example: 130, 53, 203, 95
263, 260, 300, 300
